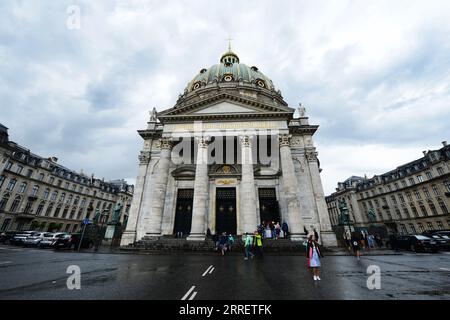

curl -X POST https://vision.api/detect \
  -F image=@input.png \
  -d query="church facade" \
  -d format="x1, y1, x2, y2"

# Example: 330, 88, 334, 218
121, 48, 337, 247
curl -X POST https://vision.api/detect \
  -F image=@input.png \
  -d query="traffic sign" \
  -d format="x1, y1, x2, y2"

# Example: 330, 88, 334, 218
82, 218, 90, 225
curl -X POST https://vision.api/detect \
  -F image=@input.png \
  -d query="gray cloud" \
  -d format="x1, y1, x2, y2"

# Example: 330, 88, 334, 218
0, 0, 449, 194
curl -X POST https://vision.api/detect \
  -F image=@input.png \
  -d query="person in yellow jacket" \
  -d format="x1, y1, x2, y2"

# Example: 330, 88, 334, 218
253, 230, 263, 258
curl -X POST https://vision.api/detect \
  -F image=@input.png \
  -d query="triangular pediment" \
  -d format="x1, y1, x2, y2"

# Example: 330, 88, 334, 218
157, 92, 294, 122
188, 101, 261, 115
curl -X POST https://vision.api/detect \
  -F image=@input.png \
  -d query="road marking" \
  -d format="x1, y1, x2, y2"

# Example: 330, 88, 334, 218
439, 268, 450, 271
181, 286, 196, 300
209, 267, 215, 274
202, 265, 213, 277
0, 261, 12, 265
189, 291, 198, 300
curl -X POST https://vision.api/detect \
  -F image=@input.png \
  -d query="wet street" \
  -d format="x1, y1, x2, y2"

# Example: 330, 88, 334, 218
0, 245, 449, 300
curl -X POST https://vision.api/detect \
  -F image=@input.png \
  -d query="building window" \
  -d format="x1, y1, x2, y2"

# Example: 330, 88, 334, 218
399, 194, 405, 203
417, 175, 424, 182
45, 203, 54, 217
57, 180, 62, 187
26, 169, 33, 178
409, 223, 416, 234
36, 201, 45, 215
432, 185, 440, 196
429, 202, 438, 215
65, 182, 70, 189
426, 222, 433, 230
409, 178, 415, 185
417, 223, 425, 233
23, 201, 33, 214
443, 181, 450, 193
50, 191, 58, 201
437, 167, 445, 175
54, 204, 62, 218
436, 221, 444, 230
400, 224, 408, 235
67, 194, 73, 205
9, 196, 22, 212
401, 180, 407, 188
419, 202, 428, 216
0, 218, 11, 231
439, 200, 449, 214
0, 194, 10, 211
43, 188, 50, 200
77, 208, 83, 220
49, 177, 54, 184
403, 207, 410, 218
63, 206, 69, 219
74, 196, 80, 206
394, 183, 399, 190
59, 192, 66, 203
411, 205, 419, 217
406, 193, 413, 202
423, 188, 431, 198
414, 190, 421, 200
5, 161, 13, 171
69, 208, 76, 220
0, 175, 5, 188
38, 173, 45, 181
6, 179, 17, 191
16, 165, 23, 174
391, 195, 397, 204
426, 171, 433, 179
31, 185, 39, 197
18, 182, 27, 193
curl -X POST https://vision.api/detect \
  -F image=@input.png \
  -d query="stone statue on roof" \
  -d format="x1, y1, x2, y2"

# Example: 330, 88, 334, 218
298, 103, 306, 117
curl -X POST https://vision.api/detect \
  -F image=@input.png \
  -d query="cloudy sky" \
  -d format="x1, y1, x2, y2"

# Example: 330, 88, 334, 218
1, 0, 449, 195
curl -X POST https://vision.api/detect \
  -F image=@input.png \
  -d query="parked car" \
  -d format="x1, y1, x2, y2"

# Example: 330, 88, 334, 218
0, 231, 20, 244
38, 233, 68, 248
395, 235, 440, 253
23, 232, 52, 247
54, 233, 94, 250
422, 231, 450, 251
10, 231, 39, 245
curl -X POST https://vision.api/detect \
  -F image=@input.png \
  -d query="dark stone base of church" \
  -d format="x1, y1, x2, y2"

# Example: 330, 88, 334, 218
119, 235, 332, 255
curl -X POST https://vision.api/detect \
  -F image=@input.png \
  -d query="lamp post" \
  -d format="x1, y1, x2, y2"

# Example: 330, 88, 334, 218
94, 209, 109, 252
338, 199, 353, 238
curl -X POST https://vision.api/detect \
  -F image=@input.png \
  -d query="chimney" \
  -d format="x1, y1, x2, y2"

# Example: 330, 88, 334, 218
443, 141, 448, 147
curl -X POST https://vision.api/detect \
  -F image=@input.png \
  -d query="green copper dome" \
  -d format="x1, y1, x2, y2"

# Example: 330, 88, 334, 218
186, 49, 275, 93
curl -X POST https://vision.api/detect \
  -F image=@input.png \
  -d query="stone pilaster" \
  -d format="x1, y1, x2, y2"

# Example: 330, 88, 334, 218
239, 135, 258, 233
279, 134, 306, 241
145, 137, 172, 237
305, 148, 338, 246
187, 137, 209, 241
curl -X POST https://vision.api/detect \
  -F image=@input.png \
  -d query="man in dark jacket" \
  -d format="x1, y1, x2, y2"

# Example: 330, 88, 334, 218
282, 221, 289, 238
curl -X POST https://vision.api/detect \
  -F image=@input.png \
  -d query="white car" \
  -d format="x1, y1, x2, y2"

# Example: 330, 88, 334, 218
38, 233, 68, 248
23, 232, 52, 247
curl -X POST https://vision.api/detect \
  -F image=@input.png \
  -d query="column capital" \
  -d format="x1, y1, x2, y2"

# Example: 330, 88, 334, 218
305, 148, 318, 162
195, 136, 210, 148
158, 137, 173, 150
138, 151, 151, 165
239, 135, 253, 147
278, 134, 291, 147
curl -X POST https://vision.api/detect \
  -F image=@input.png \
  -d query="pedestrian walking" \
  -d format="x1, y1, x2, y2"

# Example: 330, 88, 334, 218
306, 234, 324, 281
314, 229, 319, 243
253, 231, 263, 258
264, 224, 272, 239
282, 221, 289, 238
351, 232, 361, 259
275, 222, 281, 239
227, 234, 235, 252
212, 233, 219, 252
218, 232, 228, 256
243, 233, 254, 260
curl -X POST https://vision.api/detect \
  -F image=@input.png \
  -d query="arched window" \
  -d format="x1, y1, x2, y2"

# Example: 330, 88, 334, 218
45, 203, 54, 217
36, 201, 46, 215
0, 193, 10, 211
63, 205, 70, 219
54, 204, 62, 218
77, 208, 83, 220
43, 188, 50, 200
9, 195, 22, 212
69, 207, 77, 220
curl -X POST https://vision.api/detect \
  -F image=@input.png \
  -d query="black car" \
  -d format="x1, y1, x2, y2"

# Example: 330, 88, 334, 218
53, 233, 94, 250
422, 231, 450, 251
395, 235, 440, 253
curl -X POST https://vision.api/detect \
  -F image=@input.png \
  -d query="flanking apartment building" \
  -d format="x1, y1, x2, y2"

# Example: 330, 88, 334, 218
0, 124, 134, 233
326, 141, 450, 242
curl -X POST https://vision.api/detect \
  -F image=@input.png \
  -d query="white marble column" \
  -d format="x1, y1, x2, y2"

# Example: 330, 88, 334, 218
120, 151, 150, 246
305, 148, 337, 246
279, 134, 306, 241
187, 137, 209, 241
239, 135, 258, 233
146, 138, 172, 236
